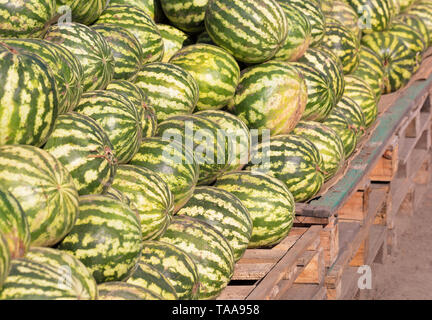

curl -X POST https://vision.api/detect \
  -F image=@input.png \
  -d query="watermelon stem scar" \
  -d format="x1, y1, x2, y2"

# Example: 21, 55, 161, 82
87, 146, 118, 165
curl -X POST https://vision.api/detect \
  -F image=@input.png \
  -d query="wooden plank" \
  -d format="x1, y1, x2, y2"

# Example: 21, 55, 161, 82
369, 136, 399, 182
295, 247, 325, 284
217, 285, 255, 300
279, 283, 327, 300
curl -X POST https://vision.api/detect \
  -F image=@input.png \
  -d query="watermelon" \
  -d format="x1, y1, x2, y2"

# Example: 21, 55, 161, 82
44, 22, 114, 92
194, 110, 251, 172
0, 234, 10, 290
346, 0, 393, 32
25, 247, 98, 300
245, 134, 325, 202
343, 75, 378, 128
170, 44, 240, 111
177, 186, 253, 261
0, 0, 56, 38
74, 90, 142, 164
134, 62, 199, 122
0, 187, 30, 259
129, 137, 199, 211
292, 62, 335, 121
92, 24, 145, 81
0, 145, 79, 247
58, 195, 142, 283
214, 171, 295, 247
229, 61, 307, 136
322, 1, 361, 38
140, 241, 199, 300
0, 43, 58, 146
205, 0, 288, 64
2, 38, 83, 114
43, 112, 118, 196
106, 80, 157, 138
160, 0, 208, 32
274, 3, 312, 61
279, 0, 326, 47
407, 2, 432, 46
110, 164, 174, 240
159, 216, 235, 300
333, 95, 366, 139
98, 282, 164, 300
196, 31, 214, 45
396, 14, 430, 49
56, 0, 109, 25
156, 114, 227, 185
126, 262, 178, 300
324, 110, 358, 157
157, 24, 193, 62
108, 0, 163, 21
94, 5, 164, 64
398, 0, 416, 12
321, 21, 360, 74
352, 45, 385, 100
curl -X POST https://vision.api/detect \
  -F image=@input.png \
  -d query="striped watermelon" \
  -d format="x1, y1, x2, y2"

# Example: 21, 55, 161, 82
205, 0, 288, 64
92, 24, 145, 81
3, 38, 83, 114
246, 135, 324, 202
25, 247, 98, 300
106, 80, 157, 138
346, 0, 393, 32
56, 0, 109, 25
398, 0, 416, 12
156, 114, 227, 185
0, 43, 58, 146
127, 262, 178, 300
333, 95, 366, 139
396, 14, 430, 49
44, 22, 114, 92
0, 0, 56, 38
321, 21, 360, 74
129, 137, 199, 211
160, 0, 208, 32
292, 121, 345, 181
108, 0, 163, 21
214, 171, 295, 247
159, 216, 235, 300
280, 0, 326, 47
0, 234, 10, 290
324, 110, 358, 157
0, 145, 79, 247
352, 45, 385, 100
110, 164, 174, 240
322, 1, 361, 38
94, 5, 164, 64
170, 44, 240, 111
407, 2, 432, 45
58, 195, 142, 283
98, 282, 164, 300
105, 187, 135, 210
343, 75, 378, 128
74, 90, 142, 164
196, 31, 214, 45
275, 2, 312, 61
177, 186, 253, 261
140, 241, 199, 300
229, 61, 307, 136
43, 112, 118, 196
0, 188, 30, 259
158, 24, 193, 62
292, 62, 335, 121
134, 62, 199, 122
195, 110, 251, 173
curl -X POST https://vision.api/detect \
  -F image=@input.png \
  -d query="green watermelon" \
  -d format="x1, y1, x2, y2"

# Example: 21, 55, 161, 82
398, 0, 416, 12
160, 0, 208, 32
98, 282, 164, 300
44, 22, 114, 92
126, 262, 178, 300
324, 110, 358, 157
159, 216, 235, 300
2, 38, 83, 114
177, 186, 253, 261
229, 61, 307, 136
322, 1, 361, 38
407, 2, 432, 45
245, 135, 325, 202
333, 95, 366, 139
140, 241, 199, 300
0, 145, 79, 247
108, 0, 163, 21
346, 0, 393, 32
170, 44, 240, 111
0, 234, 10, 290
94, 5, 164, 64
157, 24, 193, 62
134, 62, 199, 122
196, 31, 214, 45
110, 164, 174, 240
56, 0, 109, 25
58, 195, 142, 284
396, 14, 430, 49
0, 43, 58, 146
129, 137, 199, 211
43, 112, 118, 196
0, 187, 30, 259
106, 80, 157, 138
205, 0, 288, 64
92, 24, 145, 81
74, 90, 142, 164
0, 0, 56, 38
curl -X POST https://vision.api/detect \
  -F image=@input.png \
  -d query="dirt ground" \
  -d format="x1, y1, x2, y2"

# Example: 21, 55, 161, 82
368, 191, 432, 300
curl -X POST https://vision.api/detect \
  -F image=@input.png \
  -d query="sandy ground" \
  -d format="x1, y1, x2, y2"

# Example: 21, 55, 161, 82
368, 191, 432, 300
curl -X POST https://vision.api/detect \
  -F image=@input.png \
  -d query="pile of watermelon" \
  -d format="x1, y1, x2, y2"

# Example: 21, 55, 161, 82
0, 0, 431, 300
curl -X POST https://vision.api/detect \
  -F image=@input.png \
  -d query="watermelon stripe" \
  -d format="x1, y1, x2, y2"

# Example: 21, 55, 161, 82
98, 282, 164, 300
0, 234, 10, 290
160, 0, 208, 32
